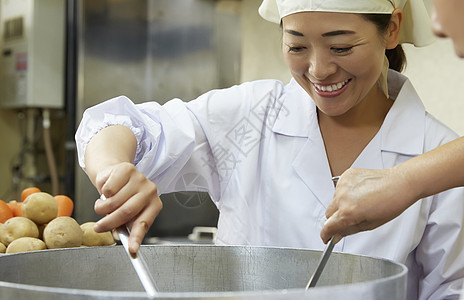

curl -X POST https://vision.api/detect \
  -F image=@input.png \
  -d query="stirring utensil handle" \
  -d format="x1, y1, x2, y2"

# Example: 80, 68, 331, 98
305, 236, 335, 289
116, 225, 159, 297
99, 194, 158, 297
305, 176, 339, 289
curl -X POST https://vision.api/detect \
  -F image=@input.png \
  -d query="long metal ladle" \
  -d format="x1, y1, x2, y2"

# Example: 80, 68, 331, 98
305, 237, 335, 289
100, 195, 159, 297
305, 176, 340, 289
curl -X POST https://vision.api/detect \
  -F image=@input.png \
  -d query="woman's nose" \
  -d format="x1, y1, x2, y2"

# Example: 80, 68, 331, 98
307, 52, 336, 80
430, 9, 447, 38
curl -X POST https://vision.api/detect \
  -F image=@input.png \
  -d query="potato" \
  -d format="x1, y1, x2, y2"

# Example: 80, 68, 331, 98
43, 216, 82, 249
0, 242, 6, 253
6, 237, 46, 254
0, 217, 39, 246
80, 222, 115, 246
22, 192, 58, 225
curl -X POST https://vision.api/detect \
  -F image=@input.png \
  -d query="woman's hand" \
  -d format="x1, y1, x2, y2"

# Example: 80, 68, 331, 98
320, 167, 414, 244
93, 162, 163, 256
84, 125, 162, 256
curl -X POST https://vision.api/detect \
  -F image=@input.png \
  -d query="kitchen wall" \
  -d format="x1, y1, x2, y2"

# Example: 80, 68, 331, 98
0, 22, 20, 201
0, 2, 17, 200
0, 110, 21, 200
240, 0, 290, 84
403, 41, 464, 135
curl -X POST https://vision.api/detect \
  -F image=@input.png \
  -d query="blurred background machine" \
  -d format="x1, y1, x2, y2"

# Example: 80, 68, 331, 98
74, 0, 242, 239
0, 0, 64, 109
0, 0, 65, 198
0, 0, 242, 241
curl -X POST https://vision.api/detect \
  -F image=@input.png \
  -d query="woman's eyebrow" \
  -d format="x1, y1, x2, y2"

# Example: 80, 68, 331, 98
321, 30, 355, 37
284, 29, 304, 36
284, 29, 356, 37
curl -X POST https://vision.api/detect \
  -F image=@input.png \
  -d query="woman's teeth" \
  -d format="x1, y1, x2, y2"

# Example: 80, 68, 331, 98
313, 79, 349, 92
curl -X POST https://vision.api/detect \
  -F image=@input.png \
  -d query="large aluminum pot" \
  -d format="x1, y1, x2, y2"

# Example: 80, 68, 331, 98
0, 245, 407, 299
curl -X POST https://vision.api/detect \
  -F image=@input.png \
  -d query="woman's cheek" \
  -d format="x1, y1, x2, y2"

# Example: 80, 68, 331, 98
284, 55, 307, 74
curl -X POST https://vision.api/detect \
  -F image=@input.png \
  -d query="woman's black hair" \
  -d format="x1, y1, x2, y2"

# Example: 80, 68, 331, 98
361, 14, 406, 72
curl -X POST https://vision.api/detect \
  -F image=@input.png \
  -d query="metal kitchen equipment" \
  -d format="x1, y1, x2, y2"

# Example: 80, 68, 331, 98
306, 236, 335, 289
0, 0, 65, 109
0, 245, 407, 299
99, 194, 158, 296
73, 0, 239, 239
306, 175, 341, 289
117, 225, 158, 297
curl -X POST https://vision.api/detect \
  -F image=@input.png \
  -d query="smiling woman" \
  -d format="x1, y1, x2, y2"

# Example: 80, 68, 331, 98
75, 1, 464, 299
280, 12, 394, 176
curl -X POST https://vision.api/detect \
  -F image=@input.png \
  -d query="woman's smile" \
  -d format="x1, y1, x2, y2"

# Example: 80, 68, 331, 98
310, 78, 351, 98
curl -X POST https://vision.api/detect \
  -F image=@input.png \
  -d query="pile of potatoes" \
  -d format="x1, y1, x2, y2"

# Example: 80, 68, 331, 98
0, 192, 114, 254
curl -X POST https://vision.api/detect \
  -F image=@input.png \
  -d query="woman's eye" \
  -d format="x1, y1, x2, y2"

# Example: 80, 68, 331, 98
331, 47, 353, 54
287, 46, 305, 53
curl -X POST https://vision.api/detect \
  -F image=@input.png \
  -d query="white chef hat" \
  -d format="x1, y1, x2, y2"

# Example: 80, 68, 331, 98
258, 0, 435, 47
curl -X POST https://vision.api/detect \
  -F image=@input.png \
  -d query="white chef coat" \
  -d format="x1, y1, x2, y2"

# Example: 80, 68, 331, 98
76, 70, 464, 300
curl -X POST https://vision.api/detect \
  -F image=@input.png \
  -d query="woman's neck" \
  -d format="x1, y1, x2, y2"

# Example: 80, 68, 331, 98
318, 85, 393, 176
318, 85, 392, 129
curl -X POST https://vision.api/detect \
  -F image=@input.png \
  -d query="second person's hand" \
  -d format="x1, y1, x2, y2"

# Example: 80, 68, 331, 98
320, 167, 415, 244
93, 162, 163, 256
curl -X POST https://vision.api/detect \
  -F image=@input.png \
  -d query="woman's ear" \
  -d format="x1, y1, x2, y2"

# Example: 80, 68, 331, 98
386, 8, 403, 49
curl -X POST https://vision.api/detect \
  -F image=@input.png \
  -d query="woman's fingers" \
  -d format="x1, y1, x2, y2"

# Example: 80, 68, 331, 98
321, 167, 412, 244
94, 183, 160, 228
92, 162, 163, 256
127, 197, 163, 255
321, 169, 375, 243
97, 162, 137, 197
94, 195, 140, 232
320, 212, 361, 244
94, 183, 137, 216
